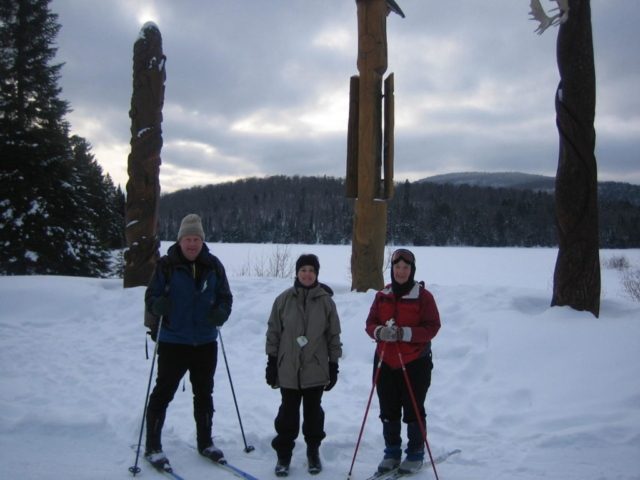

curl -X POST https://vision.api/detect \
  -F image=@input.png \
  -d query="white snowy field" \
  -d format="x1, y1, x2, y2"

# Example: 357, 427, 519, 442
1, 244, 639, 480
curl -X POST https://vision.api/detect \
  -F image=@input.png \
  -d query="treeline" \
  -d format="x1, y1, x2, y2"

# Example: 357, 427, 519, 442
160, 176, 353, 244
158, 176, 640, 248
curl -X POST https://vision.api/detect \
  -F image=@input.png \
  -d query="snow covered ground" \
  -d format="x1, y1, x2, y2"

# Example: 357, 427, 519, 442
1, 245, 639, 480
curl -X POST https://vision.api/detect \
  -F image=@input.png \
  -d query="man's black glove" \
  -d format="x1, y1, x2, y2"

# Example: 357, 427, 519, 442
324, 362, 339, 391
206, 308, 229, 327
147, 327, 158, 342
151, 296, 174, 317
146, 316, 169, 343
265, 355, 278, 388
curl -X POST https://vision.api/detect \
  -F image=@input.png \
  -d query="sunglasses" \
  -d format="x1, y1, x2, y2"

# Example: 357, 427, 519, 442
391, 248, 415, 265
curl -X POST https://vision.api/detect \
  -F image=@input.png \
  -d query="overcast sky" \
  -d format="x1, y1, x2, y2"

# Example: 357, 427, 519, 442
51, 0, 640, 193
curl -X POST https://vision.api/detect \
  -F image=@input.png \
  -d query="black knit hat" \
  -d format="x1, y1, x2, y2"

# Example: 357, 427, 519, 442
296, 254, 320, 275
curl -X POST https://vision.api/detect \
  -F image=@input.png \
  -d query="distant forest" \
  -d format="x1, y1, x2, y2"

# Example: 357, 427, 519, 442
158, 175, 640, 248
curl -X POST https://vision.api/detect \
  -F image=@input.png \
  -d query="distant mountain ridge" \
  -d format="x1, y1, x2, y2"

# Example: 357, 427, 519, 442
418, 172, 555, 191
419, 171, 640, 206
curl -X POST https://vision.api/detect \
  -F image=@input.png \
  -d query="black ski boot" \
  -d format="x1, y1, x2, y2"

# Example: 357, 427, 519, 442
199, 443, 226, 464
275, 457, 291, 477
195, 409, 226, 464
144, 449, 172, 473
145, 410, 170, 471
307, 445, 322, 475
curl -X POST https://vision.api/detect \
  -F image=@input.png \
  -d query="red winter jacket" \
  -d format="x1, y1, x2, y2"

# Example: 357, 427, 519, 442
365, 281, 441, 369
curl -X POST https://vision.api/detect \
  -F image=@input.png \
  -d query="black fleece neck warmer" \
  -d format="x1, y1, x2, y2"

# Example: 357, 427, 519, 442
294, 278, 318, 290
391, 263, 416, 298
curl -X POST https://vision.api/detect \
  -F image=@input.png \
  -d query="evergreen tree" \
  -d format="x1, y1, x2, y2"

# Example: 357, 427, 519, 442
0, 0, 111, 276
107, 176, 127, 249
70, 136, 125, 250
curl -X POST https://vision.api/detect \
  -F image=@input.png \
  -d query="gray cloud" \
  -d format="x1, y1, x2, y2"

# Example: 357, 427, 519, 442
52, 0, 640, 191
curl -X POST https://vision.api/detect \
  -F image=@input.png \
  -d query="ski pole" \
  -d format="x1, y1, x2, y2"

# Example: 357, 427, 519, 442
129, 318, 165, 476
396, 348, 439, 480
218, 328, 255, 453
347, 341, 388, 479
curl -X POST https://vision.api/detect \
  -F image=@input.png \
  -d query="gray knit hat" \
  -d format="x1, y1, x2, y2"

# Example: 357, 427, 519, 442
177, 214, 205, 241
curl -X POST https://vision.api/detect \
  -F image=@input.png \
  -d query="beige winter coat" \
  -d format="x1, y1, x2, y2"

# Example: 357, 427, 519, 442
266, 283, 342, 390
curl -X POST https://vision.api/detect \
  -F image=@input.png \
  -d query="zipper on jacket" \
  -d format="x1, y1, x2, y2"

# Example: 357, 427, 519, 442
190, 261, 199, 346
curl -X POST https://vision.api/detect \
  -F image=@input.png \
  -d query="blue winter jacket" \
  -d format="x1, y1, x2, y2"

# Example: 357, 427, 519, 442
145, 243, 233, 345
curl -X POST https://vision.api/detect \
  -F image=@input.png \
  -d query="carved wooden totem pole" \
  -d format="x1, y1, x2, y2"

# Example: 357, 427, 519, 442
123, 22, 166, 288
530, 0, 600, 317
347, 0, 403, 292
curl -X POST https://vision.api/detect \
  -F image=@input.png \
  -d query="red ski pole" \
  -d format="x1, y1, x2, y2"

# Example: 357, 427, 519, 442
397, 348, 439, 480
347, 341, 388, 479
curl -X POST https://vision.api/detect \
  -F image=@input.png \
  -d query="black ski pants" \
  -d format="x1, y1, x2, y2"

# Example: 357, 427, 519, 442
374, 352, 433, 424
147, 341, 218, 448
271, 386, 326, 460
374, 353, 433, 456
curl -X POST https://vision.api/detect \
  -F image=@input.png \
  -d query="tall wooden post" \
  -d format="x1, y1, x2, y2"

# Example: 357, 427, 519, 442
123, 22, 165, 288
348, 0, 397, 292
550, 0, 600, 317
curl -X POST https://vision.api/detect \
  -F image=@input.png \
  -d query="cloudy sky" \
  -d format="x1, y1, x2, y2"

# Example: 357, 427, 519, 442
51, 0, 640, 193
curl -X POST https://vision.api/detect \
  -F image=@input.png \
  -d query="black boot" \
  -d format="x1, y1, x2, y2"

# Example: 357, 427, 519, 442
200, 443, 226, 464
145, 409, 166, 454
145, 409, 171, 472
307, 444, 322, 475
195, 409, 226, 463
144, 450, 172, 472
194, 409, 212, 451
275, 456, 291, 477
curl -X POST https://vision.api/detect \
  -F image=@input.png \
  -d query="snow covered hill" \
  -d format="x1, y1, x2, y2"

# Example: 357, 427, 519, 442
1, 244, 639, 480
417, 172, 556, 191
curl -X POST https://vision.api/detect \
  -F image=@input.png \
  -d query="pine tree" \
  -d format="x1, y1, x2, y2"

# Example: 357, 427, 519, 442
70, 136, 125, 250
107, 176, 127, 250
0, 0, 111, 276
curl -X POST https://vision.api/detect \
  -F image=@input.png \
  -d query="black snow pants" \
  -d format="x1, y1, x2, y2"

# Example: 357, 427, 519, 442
146, 341, 218, 451
271, 386, 326, 461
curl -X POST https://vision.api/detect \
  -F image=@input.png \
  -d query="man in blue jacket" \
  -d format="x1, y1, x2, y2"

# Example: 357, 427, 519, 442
143, 214, 233, 472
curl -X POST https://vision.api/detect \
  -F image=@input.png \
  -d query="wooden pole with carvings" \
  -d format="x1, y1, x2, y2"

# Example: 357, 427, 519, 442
529, 0, 600, 317
123, 22, 166, 288
347, 0, 400, 292
551, 0, 600, 317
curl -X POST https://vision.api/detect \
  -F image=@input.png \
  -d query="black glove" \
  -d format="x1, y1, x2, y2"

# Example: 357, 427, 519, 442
152, 296, 174, 317
206, 308, 229, 327
265, 356, 278, 388
147, 327, 158, 342
147, 315, 170, 342
324, 362, 339, 391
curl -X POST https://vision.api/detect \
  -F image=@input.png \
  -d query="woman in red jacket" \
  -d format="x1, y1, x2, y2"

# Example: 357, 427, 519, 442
365, 249, 441, 475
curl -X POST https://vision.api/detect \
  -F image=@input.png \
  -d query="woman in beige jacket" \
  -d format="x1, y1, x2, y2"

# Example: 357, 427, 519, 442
265, 254, 342, 477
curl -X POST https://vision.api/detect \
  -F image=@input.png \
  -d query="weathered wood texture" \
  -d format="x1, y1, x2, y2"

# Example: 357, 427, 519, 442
351, 0, 391, 292
383, 73, 394, 200
346, 75, 360, 198
551, 0, 601, 317
123, 23, 165, 288
352, 199, 388, 291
